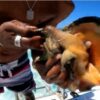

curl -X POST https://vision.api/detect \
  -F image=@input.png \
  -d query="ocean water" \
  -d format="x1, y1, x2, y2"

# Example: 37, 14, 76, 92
28, 50, 59, 98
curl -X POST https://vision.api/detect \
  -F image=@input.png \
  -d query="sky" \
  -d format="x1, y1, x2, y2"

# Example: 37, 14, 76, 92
57, 0, 100, 28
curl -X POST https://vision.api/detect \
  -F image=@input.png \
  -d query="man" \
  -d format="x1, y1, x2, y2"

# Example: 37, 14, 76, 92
0, 1, 74, 100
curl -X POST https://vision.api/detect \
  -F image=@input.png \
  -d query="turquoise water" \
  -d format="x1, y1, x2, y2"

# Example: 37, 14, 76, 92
28, 50, 58, 98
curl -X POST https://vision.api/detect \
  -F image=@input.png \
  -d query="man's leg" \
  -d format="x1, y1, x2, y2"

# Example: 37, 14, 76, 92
23, 91, 35, 100
15, 92, 19, 100
15, 91, 35, 100
7, 78, 36, 100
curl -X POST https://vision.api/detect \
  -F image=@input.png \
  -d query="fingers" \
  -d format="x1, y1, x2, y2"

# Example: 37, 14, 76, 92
35, 54, 61, 75
46, 64, 61, 81
34, 54, 61, 79
85, 41, 92, 49
20, 36, 43, 49
46, 68, 67, 84
0, 20, 45, 49
45, 54, 61, 68
45, 66, 68, 89
41, 54, 61, 76
34, 52, 74, 89
57, 81, 68, 89
1, 20, 37, 35
34, 62, 47, 78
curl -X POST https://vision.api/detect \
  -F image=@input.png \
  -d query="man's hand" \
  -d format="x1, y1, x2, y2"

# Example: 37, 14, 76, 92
33, 26, 92, 91
34, 53, 68, 88
34, 47, 98, 92
0, 20, 43, 49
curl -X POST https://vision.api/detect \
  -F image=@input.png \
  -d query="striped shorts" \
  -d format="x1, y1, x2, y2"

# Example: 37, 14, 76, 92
0, 52, 36, 93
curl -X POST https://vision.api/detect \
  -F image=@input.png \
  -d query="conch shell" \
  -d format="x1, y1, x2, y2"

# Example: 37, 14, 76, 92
34, 17, 100, 91
44, 25, 89, 91
67, 22, 100, 90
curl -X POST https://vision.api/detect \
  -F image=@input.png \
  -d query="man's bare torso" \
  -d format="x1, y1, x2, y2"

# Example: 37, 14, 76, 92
0, 1, 74, 63
0, 1, 54, 63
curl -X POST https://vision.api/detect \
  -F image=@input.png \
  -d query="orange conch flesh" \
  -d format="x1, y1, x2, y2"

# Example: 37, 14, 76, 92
44, 23, 100, 91
45, 25, 88, 76
70, 23, 100, 90
44, 25, 89, 91
72, 23, 100, 71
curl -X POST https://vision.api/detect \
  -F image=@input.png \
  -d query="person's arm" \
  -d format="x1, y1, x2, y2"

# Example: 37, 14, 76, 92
0, 20, 43, 49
